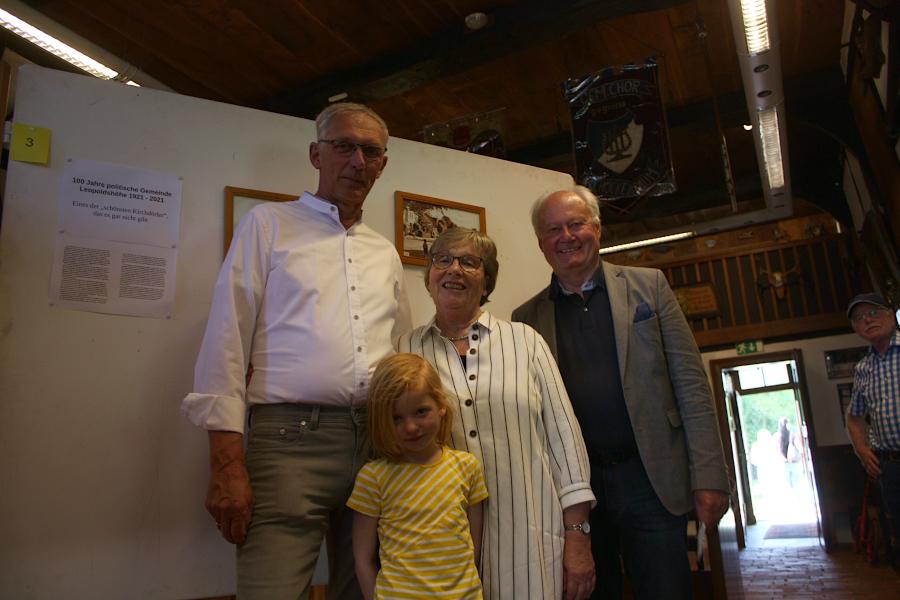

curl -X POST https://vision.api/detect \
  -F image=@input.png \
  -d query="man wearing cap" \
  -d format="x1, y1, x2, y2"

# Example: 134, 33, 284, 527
846, 292, 900, 561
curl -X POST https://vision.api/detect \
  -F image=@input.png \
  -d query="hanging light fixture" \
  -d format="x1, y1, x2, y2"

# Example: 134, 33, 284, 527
727, 0, 791, 211
0, 8, 123, 80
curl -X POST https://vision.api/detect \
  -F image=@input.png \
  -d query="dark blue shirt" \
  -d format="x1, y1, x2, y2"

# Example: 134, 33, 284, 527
551, 266, 638, 454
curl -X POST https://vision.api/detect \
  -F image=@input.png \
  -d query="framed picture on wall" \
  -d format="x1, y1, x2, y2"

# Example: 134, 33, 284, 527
394, 191, 486, 266
837, 382, 853, 426
823, 346, 868, 379
224, 186, 296, 255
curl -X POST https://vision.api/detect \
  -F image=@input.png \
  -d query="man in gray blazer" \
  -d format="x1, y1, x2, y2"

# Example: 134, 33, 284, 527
512, 186, 730, 600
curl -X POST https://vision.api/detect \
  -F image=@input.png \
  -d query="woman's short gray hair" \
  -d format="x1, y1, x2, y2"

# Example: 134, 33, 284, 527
425, 228, 498, 306
530, 185, 601, 235
315, 102, 389, 142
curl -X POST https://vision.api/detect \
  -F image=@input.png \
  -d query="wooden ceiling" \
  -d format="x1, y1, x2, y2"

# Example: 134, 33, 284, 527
7, 0, 852, 237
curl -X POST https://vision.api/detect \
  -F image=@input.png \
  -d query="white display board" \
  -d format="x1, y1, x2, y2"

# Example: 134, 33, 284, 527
0, 66, 570, 598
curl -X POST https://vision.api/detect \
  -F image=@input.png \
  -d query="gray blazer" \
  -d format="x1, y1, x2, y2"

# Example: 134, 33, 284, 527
512, 261, 730, 516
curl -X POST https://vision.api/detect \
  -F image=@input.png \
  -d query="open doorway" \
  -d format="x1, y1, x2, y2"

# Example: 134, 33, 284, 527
710, 350, 827, 550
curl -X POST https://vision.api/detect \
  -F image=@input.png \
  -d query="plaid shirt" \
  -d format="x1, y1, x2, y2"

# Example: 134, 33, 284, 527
850, 329, 900, 450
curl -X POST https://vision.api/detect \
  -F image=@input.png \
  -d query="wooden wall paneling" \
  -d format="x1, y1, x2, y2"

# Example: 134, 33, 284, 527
813, 242, 837, 312
784, 246, 805, 318
757, 250, 785, 321
693, 314, 849, 349
768, 249, 790, 320
804, 244, 825, 314
695, 261, 708, 330
778, 248, 796, 318
727, 256, 748, 326
712, 259, 732, 329
739, 255, 760, 323
751, 252, 774, 323
826, 239, 852, 306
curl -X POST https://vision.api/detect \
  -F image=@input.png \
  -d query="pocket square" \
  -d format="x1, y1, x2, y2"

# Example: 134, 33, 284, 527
633, 301, 654, 322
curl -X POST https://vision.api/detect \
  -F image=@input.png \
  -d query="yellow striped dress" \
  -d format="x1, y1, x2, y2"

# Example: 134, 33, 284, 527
347, 447, 489, 599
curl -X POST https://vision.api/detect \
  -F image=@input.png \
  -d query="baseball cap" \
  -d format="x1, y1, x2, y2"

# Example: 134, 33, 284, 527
846, 292, 890, 319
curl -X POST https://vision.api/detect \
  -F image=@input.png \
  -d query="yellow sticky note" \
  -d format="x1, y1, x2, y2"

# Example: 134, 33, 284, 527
11, 122, 51, 165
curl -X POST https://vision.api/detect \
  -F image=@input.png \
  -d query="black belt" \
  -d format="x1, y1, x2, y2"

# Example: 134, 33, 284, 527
591, 447, 639, 466
876, 449, 900, 461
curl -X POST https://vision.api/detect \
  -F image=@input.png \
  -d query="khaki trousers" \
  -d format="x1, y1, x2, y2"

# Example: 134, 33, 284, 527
237, 403, 369, 600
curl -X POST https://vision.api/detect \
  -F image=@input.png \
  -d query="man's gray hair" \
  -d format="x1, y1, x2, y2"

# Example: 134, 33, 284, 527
530, 186, 601, 235
315, 102, 389, 142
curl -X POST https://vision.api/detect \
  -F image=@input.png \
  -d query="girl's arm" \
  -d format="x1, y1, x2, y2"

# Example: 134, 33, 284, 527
352, 511, 379, 600
467, 501, 484, 568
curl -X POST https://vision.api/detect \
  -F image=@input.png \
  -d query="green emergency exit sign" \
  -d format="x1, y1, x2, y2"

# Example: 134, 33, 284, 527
736, 340, 764, 355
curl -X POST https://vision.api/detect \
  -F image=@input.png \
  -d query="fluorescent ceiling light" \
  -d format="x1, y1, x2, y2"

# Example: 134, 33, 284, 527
599, 231, 695, 255
757, 106, 784, 189
739, 0, 770, 54
0, 8, 138, 85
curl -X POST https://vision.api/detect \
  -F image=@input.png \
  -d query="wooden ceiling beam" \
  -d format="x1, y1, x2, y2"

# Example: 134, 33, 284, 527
260, 0, 693, 117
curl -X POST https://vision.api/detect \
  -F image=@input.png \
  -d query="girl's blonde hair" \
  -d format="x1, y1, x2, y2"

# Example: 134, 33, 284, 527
368, 353, 454, 461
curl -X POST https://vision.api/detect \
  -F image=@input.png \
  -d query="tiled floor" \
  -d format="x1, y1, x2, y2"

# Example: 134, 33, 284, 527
731, 523, 900, 599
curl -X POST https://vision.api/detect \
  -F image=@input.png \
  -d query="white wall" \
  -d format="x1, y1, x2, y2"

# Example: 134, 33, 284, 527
701, 332, 862, 447
0, 66, 570, 599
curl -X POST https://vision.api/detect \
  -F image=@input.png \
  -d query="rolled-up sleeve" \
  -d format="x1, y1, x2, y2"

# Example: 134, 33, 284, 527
531, 327, 596, 510
181, 211, 270, 432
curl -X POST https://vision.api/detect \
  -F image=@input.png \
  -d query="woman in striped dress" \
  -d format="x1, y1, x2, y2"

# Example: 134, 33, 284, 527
397, 228, 596, 600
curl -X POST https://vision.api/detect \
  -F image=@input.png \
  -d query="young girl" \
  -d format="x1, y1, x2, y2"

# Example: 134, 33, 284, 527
348, 353, 488, 600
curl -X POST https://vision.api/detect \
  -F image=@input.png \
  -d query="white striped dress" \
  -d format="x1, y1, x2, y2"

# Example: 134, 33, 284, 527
397, 312, 595, 600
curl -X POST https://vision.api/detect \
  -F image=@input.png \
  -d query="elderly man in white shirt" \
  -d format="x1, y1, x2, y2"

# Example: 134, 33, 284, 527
182, 103, 411, 600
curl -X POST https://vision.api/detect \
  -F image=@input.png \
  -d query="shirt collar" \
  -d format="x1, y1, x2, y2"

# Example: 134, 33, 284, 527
549, 263, 606, 299
421, 311, 494, 342
299, 191, 358, 229
870, 329, 900, 354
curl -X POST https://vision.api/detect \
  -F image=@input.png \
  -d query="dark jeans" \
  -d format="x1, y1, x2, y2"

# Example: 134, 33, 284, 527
879, 455, 900, 562
589, 455, 693, 600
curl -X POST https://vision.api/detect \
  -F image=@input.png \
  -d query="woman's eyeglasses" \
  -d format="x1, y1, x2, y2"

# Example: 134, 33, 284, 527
431, 253, 483, 272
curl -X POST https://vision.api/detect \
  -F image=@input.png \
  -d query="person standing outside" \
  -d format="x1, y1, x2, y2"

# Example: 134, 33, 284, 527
512, 186, 730, 599
846, 292, 900, 563
181, 103, 411, 599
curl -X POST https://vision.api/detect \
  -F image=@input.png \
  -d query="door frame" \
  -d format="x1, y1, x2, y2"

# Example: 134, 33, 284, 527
709, 349, 831, 549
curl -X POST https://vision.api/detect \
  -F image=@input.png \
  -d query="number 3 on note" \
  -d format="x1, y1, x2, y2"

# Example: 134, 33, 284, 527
11, 122, 51, 165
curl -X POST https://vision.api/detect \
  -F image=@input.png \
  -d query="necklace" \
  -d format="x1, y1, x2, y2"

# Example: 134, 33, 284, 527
438, 312, 480, 342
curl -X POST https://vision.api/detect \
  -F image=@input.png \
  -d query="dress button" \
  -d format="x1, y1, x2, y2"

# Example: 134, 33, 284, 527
469, 374, 476, 380
465, 399, 473, 406
469, 348, 476, 354
469, 430, 477, 438
354, 315, 359, 320
472, 334, 479, 340
357, 346, 362, 352
351, 286, 356, 291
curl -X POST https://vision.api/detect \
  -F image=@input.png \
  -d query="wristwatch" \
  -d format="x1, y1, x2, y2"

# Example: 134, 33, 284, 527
564, 520, 591, 534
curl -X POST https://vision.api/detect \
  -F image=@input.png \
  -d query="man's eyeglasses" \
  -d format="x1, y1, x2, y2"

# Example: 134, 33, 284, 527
431, 253, 483, 272
318, 139, 386, 161
540, 219, 590, 239
851, 307, 889, 323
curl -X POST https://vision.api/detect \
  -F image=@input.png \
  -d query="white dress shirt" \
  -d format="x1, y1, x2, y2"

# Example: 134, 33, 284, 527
182, 192, 411, 433
398, 312, 594, 600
